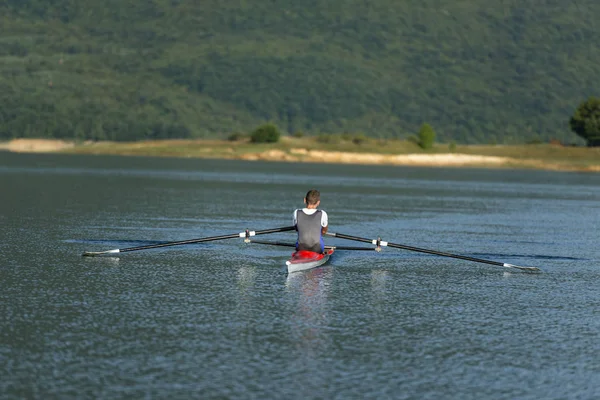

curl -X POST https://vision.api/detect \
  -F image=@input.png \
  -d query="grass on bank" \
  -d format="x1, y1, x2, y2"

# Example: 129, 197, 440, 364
61, 135, 424, 157
57, 135, 600, 170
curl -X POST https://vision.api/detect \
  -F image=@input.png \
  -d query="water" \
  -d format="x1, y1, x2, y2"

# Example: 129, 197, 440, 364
1, 152, 599, 399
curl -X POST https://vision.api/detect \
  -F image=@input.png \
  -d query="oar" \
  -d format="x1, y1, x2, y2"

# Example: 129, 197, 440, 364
326, 232, 541, 272
250, 240, 377, 251
82, 226, 296, 257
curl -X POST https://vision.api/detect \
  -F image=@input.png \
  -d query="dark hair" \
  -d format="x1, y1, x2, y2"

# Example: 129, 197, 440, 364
305, 189, 320, 205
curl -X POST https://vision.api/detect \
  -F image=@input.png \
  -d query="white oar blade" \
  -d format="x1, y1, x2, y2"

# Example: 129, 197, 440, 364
82, 249, 120, 257
503, 263, 541, 272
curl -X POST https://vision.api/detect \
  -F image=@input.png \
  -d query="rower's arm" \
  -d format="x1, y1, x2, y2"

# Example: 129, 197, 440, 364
321, 210, 328, 235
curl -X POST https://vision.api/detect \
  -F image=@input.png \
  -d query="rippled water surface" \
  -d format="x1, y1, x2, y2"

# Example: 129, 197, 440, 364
1, 152, 600, 399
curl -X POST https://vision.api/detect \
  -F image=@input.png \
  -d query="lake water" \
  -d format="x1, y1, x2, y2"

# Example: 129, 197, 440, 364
1, 152, 599, 399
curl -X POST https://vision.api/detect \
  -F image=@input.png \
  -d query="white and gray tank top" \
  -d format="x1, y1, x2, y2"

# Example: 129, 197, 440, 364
295, 209, 324, 252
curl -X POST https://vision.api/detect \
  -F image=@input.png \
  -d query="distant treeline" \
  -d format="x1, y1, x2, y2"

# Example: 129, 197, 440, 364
1, 0, 599, 143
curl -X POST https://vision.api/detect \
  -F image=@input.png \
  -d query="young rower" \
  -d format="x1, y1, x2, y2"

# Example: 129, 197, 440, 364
293, 189, 328, 253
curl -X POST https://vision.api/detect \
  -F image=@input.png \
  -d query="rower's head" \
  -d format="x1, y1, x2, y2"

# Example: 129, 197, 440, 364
304, 189, 321, 207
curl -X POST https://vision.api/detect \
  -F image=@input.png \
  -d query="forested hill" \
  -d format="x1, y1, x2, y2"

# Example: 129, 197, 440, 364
2, 1, 599, 143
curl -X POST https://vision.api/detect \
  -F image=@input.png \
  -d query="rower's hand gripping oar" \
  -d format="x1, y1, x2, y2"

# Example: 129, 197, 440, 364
326, 232, 541, 272
82, 226, 296, 256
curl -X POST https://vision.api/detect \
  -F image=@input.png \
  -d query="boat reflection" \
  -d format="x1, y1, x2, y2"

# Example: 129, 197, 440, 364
285, 266, 333, 352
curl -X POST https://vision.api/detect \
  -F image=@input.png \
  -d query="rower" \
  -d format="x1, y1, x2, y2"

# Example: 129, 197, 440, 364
293, 189, 328, 253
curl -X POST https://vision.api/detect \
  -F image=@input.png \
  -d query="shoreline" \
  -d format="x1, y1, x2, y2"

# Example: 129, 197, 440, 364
2, 138, 599, 173
233, 149, 600, 172
0, 139, 76, 153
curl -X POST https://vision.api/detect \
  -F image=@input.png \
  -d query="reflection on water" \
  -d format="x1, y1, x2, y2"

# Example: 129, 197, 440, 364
285, 267, 334, 352
83, 256, 121, 267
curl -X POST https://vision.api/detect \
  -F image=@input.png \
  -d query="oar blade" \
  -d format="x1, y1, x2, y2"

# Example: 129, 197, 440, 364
82, 249, 120, 257
503, 263, 541, 272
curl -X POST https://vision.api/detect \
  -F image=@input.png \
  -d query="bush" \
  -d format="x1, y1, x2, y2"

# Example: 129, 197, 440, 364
448, 141, 456, 151
250, 123, 281, 143
292, 131, 304, 138
569, 97, 600, 146
418, 123, 436, 149
352, 133, 368, 145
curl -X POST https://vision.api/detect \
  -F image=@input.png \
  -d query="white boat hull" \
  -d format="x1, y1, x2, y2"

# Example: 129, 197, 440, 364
286, 249, 333, 273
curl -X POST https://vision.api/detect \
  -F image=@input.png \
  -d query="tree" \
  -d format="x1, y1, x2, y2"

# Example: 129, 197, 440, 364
569, 97, 600, 147
250, 123, 281, 143
417, 123, 436, 149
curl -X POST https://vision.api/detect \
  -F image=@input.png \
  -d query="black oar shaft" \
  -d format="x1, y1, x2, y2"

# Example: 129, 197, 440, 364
250, 240, 296, 248
83, 226, 296, 256
330, 232, 502, 265
250, 240, 376, 251
329, 233, 373, 245
118, 232, 240, 253
387, 242, 502, 266
333, 245, 378, 251
327, 232, 539, 271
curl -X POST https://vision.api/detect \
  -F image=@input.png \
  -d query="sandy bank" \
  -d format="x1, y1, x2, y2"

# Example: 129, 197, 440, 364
240, 149, 512, 167
0, 139, 75, 153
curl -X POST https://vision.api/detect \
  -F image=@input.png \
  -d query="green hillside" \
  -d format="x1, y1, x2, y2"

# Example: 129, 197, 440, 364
2, 0, 599, 143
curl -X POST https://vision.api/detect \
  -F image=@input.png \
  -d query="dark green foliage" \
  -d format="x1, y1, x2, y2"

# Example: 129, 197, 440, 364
352, 133, 368, 145
569, 97, 600, 147
418, 123, 436, 149
250, 123, 281, 143
2, 1, 600, 143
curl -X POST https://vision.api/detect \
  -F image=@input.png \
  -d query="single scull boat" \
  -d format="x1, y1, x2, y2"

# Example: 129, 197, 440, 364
286, 248, 334, 274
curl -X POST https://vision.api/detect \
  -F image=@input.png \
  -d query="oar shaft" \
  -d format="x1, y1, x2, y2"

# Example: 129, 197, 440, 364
83, 226, 296, 256
386, 242, 502, 266
327, 232, 539, 271
329, 232, 503, 265
329, 232, 373, 245
250, 240, 296, 248
118, 232, 240, 253
250, 240, 376, 251
333, 245, 378, 251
